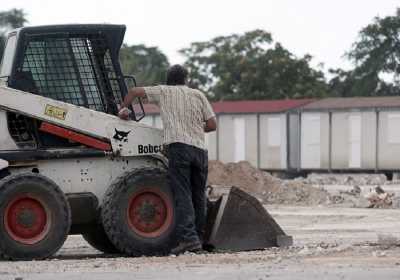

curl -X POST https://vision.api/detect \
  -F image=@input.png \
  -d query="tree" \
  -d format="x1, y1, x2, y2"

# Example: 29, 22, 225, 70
119, 44, 170, 86
180, 29, 328, 101
334, 8, 400, 96
0, 9, 27, 58
328, 68, 400, 97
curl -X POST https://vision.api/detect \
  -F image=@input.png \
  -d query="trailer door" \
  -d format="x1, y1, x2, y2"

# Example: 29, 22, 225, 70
349, 114, 361, 168
301, 114, 321, 168
234, 117, 246, 162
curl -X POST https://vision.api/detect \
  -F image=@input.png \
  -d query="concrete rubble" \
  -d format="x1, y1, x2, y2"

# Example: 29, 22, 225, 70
304, 173, 388, 186
365, 186, 394, 208
208, 160, 399, 209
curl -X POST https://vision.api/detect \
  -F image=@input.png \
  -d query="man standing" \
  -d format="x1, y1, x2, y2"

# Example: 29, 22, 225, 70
118, 65, 217, 255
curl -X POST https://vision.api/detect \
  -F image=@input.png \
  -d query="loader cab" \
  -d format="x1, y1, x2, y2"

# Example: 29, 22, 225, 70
0, 24, 135, 149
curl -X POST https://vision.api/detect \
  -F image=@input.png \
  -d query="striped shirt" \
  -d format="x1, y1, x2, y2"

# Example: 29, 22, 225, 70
143, 85, 215, 150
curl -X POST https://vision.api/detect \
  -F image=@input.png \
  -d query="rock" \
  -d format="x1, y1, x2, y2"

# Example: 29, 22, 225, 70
365, 188, 394, 208
377, 234, 400, 247
392, 197, 400, 209
372, 251, 386, 258
298, 247, 311, 256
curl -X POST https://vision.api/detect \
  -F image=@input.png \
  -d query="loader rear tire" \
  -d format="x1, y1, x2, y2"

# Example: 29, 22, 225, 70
82, 223, 120, 254
102, 168, 176, 256
0, 173, 71, 260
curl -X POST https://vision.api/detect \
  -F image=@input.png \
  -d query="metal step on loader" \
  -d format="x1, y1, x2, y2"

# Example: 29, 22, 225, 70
0, 24, 292, 260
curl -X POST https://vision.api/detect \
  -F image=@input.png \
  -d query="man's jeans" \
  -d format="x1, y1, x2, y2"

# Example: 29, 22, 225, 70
167, 143, 208, 243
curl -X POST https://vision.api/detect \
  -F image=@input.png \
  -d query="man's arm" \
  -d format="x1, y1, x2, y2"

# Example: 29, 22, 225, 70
121, 87, 146, 108
118, 86, 162, 120
204, 117, 217, 132
118, 87, 146, 120
200, 92, 217, 132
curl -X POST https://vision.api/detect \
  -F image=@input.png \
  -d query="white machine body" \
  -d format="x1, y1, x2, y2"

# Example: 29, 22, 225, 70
0, 85, 166, 201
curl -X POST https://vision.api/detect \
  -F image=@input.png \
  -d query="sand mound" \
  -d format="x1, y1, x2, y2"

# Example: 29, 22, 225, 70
208, 161, 330, 205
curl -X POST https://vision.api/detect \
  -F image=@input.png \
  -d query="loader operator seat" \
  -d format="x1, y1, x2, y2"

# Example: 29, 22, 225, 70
12, 71, 39, 94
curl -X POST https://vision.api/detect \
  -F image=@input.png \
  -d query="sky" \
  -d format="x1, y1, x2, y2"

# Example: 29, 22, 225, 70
2, 0, 399, 73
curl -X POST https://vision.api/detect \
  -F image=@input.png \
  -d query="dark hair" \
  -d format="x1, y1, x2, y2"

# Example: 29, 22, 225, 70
166, 64, 188, 85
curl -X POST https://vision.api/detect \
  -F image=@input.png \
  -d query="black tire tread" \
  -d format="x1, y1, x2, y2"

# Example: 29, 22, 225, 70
0, 173, 71, 260
102, 167, 174, 256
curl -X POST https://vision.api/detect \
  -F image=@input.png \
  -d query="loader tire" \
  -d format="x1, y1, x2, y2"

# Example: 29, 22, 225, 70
82, 223, 120, 254
102, 168, 176, 256
0, 173, 71, 260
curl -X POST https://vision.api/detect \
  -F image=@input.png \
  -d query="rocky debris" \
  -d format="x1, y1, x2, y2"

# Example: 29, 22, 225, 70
392, 196, 400, 208
372, 251, 387, 257
342, 185, 361, 196
207, 161, 330, 205
329, 185, 370, 208
365, 186, 394, 208
304, 173, 387, 186
376, 234, 400, 249
207, 160, 400, 208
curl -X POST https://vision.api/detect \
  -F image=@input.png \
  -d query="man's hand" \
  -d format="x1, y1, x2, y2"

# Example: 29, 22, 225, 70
118, 87, 147, 120
204, 117, 217, 132
118, 107, 132, 120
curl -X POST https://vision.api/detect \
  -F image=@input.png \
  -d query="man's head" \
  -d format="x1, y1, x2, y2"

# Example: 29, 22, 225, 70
166, 64, 188, 85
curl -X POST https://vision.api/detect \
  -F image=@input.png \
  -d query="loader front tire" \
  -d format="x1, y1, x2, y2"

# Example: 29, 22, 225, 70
82, 223, 120, 254
102, 168, 176, 256
0, 173, 71, 260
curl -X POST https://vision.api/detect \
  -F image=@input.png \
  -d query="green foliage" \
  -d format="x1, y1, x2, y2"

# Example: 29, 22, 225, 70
180, 29, 329, 100
0, 9, 27, 58
330, 8, 400, 97
0, 9, 27, 29
120, 44, 170, 86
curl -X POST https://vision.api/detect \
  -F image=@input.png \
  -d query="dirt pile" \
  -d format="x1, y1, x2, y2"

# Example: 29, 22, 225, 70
207, 161, 330, 205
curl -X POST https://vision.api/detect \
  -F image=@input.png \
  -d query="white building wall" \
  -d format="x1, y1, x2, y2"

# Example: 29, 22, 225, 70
378, 111, 400, 169
218, 114, 258, 167
205, 131, 217, 160
315, 111, 377, 170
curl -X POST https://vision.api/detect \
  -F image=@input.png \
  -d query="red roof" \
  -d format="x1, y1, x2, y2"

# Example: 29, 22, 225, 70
212, 99, 314, 114
143, 99, 314, 114
301, 96, 400, 110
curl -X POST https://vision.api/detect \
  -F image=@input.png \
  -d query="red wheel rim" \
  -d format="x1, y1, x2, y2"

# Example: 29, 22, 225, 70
4, 195, 50, 244
127, 188, 173, 238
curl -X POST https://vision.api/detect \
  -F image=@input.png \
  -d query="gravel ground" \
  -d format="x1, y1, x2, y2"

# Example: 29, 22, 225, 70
1, 204, 400, 280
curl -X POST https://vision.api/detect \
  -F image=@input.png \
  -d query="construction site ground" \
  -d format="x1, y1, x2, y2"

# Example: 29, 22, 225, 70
2, 161, 400, 279
1, 201, 400, 280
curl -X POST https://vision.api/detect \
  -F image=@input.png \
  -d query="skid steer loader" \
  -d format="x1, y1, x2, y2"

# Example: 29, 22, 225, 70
0, 24, 292, 260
